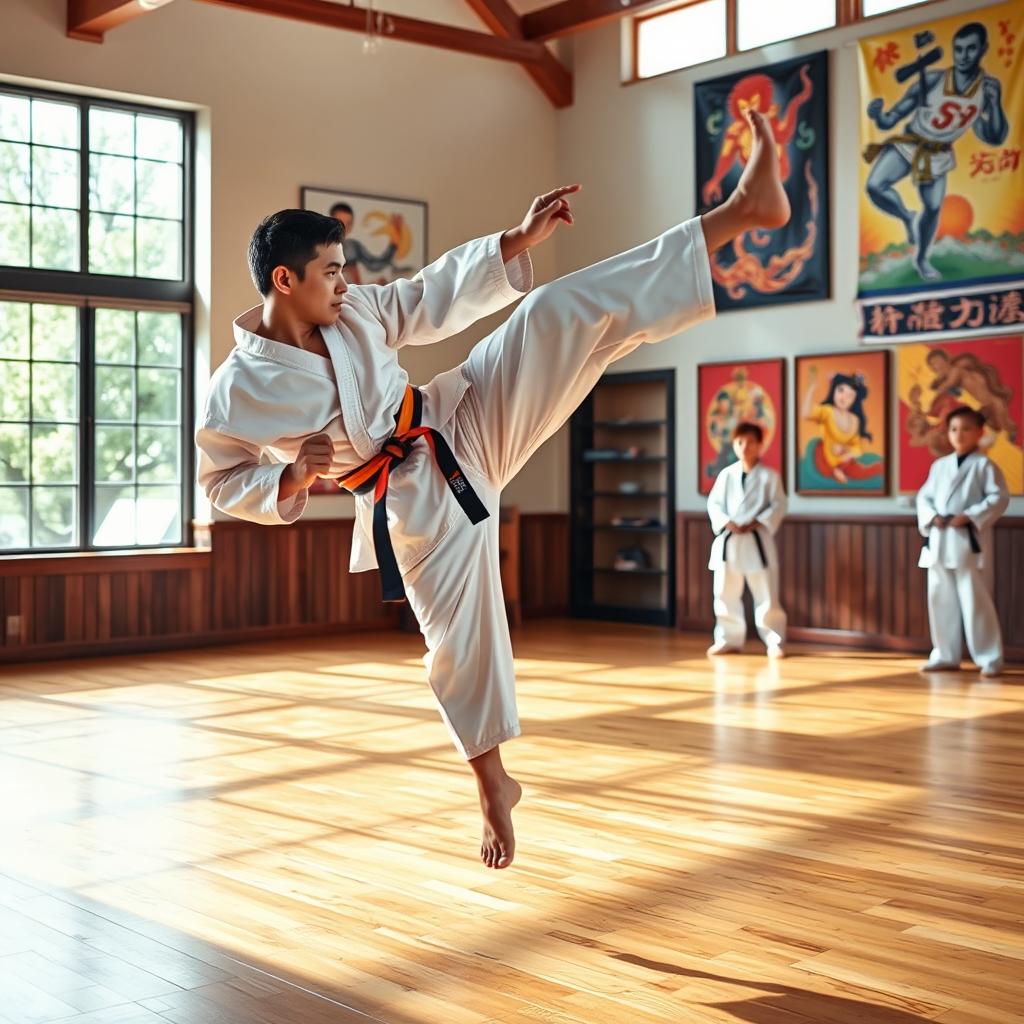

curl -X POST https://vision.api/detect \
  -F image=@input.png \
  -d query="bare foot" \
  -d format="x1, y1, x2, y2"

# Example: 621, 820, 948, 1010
701, 110, 790, 253
478, 772, 522, 869
469, 744, 522, 869
732, 110, 790, 231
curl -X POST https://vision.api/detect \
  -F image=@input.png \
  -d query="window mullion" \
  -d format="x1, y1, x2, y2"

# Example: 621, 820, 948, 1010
82, 305, 94, 550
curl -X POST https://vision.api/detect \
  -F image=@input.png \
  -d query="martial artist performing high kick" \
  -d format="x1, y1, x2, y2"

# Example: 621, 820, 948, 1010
197, 110, 789, 870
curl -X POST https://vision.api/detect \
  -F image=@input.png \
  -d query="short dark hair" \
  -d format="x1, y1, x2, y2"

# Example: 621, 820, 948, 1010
946, 405, 985, 429
732, 421, 764, 443
248, 209, 345, 296
329, 201, 354, 219
954, 22, 987, 47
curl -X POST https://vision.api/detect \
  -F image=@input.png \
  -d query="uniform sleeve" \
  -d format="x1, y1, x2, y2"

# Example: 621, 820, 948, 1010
965, 459, 1009, 531
756, 471, 787, 535
196, 423, 307, 526
916, 464, 939, 537
707, 471, 731, 535
352, 232, 533, 349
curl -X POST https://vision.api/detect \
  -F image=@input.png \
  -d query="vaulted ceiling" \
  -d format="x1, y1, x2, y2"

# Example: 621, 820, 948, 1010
65, 0, 672, 108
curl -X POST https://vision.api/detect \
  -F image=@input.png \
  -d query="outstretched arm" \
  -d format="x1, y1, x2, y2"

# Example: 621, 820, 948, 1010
776, 64, 814, 143
356, 185, 579, 349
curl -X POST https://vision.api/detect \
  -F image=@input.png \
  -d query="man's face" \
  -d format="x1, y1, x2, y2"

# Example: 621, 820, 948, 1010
274, 241, 348, 326
732, 434, 762, 464
332, 210, 354, 235
948, 415, 982, 455
953, 32, 985, 74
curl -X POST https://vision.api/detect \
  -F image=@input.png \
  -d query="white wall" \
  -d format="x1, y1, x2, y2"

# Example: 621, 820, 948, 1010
0, 0, 565, 517
553, 0, 1023, 516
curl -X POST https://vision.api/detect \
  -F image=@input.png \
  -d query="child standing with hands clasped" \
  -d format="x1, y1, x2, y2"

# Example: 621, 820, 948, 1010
706, 422, 788, 658
917, 406, 1009, 677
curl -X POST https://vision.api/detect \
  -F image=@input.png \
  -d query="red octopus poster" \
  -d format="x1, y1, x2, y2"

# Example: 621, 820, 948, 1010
695, 50, 830, 310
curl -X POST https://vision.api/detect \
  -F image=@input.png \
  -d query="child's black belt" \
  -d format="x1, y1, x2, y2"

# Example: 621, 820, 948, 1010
337, 385, 488, 603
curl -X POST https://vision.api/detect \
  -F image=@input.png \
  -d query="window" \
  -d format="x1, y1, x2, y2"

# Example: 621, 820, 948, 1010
635, 0, 727, 80
0, 85, 192, 554
862, 0, 930, 15
736, 0, 835, 51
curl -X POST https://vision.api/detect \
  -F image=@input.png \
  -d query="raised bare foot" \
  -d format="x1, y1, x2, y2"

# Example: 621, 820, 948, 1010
477, 772, 522, 869
731, 109, 790, 231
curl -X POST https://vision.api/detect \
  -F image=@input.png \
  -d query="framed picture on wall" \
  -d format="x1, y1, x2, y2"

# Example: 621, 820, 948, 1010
694, 50, 830, 311
795, 350, 889, 496
697, 357, 786, 495
301, 187, 428, 286
897, 335, 1022, 495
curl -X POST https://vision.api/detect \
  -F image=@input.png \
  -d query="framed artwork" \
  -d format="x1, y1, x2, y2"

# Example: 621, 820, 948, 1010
795, 350, 890, 496
897, 335, 1022, 494
301, 186, 428, 287
695, 50, 830, 311
697, 358, 786, 495
856, 0, 1024, 337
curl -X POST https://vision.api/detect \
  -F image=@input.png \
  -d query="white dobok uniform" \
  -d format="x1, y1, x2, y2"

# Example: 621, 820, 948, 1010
916, 451, 1008, 671
197, 219, 715, 758
707, 461, 787, 650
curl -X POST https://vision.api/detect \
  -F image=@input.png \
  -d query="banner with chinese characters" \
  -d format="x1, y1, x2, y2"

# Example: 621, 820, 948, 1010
696, 51, 830, 310
857, 1, 1024, 341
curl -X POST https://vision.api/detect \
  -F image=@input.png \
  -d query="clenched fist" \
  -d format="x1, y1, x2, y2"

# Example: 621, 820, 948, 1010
279, 432, 334, 501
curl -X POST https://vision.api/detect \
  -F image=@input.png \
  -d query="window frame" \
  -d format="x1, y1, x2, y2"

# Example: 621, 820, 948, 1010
0, 82, 195, 556
629, 0, 946, 84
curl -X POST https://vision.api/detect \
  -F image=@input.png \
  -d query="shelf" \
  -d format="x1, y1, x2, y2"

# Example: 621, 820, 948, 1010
582, 524, 668, 534
584, 491, 668, 498
582, 455, 667, 463
580, 419, 668, 429
585, 566, 668, 576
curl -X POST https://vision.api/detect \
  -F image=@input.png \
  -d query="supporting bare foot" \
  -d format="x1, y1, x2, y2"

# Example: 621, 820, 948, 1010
701, 109, 790, 253
469, 745, 522, 869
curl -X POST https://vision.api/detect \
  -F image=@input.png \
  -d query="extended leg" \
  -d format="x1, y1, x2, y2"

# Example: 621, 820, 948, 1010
915, 176, 947, 281
748, 567, 787, 651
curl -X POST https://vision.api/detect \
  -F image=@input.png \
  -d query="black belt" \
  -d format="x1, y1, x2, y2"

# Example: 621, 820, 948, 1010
721, 526, 768, 569
338, 385, 488, 603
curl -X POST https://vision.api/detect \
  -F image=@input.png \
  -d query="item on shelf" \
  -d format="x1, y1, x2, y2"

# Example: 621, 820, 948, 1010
617, 481, 641, 494
613, 545, 652, 572
582, 448, 622, 461
621, 445, 643, 459
610, 516, 662, 528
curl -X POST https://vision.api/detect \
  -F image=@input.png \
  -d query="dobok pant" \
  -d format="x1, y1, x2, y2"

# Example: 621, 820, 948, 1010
403, 218, 715, 758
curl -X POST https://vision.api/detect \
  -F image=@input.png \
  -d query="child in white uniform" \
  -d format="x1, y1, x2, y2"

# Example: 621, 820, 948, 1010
917, 405, 1009, 676
197, 111, 790, 869
706, 422, 788, 658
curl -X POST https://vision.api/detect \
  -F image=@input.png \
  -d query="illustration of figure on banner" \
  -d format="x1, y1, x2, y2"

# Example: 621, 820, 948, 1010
863, 21, 1009, 282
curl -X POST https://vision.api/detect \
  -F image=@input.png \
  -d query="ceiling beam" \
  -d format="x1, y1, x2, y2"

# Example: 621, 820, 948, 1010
67, 0, 170, 42
521, 0, 669, 43
464, 0, 572, 108
195, 0, 554, 67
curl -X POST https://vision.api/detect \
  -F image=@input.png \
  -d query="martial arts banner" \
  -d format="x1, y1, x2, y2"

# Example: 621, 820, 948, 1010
857, 1, 1024, 341
695, 50, 830, 311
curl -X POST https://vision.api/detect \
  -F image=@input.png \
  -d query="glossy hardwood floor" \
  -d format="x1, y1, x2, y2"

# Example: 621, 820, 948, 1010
0, 621, 1021, 1024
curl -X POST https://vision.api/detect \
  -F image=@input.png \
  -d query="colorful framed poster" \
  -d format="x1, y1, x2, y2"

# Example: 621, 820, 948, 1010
301, 186, 427, 287
857, 2, 1024, 341
698, 358, 786, 495
695, 50, 830, 310
795, 351, 890, 496
897, 334, 1022, 493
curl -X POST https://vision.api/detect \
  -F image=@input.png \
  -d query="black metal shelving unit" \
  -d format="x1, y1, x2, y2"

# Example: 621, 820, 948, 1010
569, 369, 676, 626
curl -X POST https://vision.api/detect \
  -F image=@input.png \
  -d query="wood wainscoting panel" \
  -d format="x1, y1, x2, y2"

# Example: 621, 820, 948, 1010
678, 513, 1024, 660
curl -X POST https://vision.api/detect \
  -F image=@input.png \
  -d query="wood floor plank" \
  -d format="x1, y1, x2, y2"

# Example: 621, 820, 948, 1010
0, 621, 1021, 1022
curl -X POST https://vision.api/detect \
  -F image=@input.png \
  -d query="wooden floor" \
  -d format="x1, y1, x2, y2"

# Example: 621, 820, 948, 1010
0, 621, 1022, 1024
